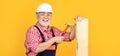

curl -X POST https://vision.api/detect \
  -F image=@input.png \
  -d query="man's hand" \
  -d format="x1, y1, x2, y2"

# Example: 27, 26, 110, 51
36, 36, 64, 53
74, 16, 84, 22
69, 16, 85, 41
52, 36, 64, 43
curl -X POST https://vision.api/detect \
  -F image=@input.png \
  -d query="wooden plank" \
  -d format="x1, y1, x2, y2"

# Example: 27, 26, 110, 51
76, 19, 88, 56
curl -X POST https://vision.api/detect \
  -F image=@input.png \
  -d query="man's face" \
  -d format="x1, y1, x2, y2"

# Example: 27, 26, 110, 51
36, 12, 52, 27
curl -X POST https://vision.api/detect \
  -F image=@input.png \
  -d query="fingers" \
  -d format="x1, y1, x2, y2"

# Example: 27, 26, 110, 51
78, 16, 84, 21
58, 36, 64, 42
54, 36, 64, 43
60, 36, 64, 40
74, 16, 84, 22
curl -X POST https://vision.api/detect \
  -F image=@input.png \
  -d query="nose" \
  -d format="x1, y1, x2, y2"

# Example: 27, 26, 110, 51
44, 16, 48, 19
44, 13, 48, 19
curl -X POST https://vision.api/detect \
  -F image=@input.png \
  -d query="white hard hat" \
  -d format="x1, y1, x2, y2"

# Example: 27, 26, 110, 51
36, 3, 53, 13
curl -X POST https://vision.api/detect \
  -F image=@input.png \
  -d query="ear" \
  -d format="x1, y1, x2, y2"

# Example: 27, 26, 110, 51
36, 14, 39, 19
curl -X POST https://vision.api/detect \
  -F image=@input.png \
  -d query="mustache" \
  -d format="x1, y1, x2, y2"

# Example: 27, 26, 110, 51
40, 18, 50, 22
39, 18, 51, 27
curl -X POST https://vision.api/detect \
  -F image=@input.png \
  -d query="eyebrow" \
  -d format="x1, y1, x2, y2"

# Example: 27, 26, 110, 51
48, 12, 52, 14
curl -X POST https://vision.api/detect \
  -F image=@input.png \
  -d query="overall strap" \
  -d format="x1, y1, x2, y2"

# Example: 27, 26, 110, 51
51, 27, 57, 49
34, 25, 45, 42
51, 27, 55, 37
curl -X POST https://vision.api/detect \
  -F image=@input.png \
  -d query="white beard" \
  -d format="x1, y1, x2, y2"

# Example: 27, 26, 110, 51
39, 18, 51, 27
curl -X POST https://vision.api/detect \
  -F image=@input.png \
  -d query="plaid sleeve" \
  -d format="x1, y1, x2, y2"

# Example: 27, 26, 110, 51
25, 26, 42, 53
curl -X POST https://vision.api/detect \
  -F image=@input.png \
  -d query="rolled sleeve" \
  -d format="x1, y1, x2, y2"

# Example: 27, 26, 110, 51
52, 27, 71, 41
63, 32, 71, 41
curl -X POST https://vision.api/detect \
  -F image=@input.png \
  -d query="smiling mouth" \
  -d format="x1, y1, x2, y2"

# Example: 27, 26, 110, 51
42, 19, 49, 22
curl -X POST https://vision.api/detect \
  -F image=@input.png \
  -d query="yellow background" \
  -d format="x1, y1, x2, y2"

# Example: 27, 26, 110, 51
0, 0, 120, 56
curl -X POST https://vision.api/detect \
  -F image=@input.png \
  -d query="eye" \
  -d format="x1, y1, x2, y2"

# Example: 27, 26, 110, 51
47, 13, 52, 16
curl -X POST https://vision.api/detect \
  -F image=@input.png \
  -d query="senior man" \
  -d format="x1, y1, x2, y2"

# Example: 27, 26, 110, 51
24, 3, 84, 56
